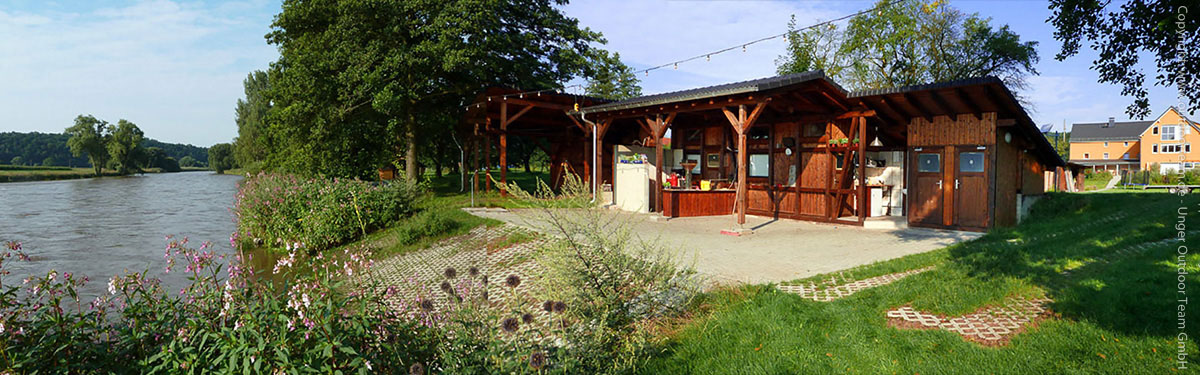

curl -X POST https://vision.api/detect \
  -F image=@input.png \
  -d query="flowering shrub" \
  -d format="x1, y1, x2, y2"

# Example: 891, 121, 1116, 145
232, 172, 420, 251
0, 238, 436, 373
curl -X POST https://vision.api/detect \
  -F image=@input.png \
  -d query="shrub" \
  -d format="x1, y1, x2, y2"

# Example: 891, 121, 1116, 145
232, 172, 421, 251
0, 238, 436, 373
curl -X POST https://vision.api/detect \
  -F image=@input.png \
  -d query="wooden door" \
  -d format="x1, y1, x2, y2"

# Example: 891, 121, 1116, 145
910, 147, 944, 226
954, 146, 989, 229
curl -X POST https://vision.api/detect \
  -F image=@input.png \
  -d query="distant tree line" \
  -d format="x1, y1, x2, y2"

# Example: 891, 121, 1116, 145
61, 115, 212, 176
228, 0, 643, 180
0, 131, 208, 170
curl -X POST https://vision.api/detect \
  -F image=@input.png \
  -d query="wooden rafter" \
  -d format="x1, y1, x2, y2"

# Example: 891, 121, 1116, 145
900, 93, 934, 123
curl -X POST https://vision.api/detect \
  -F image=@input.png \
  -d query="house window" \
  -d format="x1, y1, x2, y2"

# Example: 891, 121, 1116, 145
1187, 144, 1192, 153
1162, 125, 1180, 141
1124, 141, 1130, 147
1162, 144, 1182, 153
1154, 126, 1159, 135
1153, 144, 1159, 153
1083, 153, 1090, 159
1103, 152, 1109, 159
1123, 153, 1130, 160
1104, 141, 1109, 147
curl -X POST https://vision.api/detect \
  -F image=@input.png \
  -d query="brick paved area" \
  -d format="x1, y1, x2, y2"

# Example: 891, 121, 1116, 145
775, 266, 936, 302
885, 297, 1053, 346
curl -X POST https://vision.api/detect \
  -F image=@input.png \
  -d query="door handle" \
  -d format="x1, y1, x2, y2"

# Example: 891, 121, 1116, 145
937, 180, 943, 189
955, 179, 960, 189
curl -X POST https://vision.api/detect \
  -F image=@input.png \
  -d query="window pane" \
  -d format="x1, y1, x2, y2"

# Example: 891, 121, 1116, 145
917, 153, 940, 173
749, 154, 770, 177
959, 152, 985, 173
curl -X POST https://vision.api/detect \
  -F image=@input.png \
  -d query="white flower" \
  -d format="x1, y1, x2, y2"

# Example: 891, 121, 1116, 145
108, 277, 118, 295
365, 361, 372, 371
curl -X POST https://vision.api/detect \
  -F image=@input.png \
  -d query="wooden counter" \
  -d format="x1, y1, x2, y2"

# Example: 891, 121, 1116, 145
662, 189, 736, 218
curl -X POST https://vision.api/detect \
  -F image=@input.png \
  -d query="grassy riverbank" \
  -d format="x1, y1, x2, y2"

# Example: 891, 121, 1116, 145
643, 191, 1198, 373
0, 165, 120, 182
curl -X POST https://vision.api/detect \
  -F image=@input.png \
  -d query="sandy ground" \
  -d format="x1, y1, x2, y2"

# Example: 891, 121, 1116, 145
465, 207, 982, 285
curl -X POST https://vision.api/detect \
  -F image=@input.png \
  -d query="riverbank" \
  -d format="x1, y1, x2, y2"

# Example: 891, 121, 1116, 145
0, 164, 212, 183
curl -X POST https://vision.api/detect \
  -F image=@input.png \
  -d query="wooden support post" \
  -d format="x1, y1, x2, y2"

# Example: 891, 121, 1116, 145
593, 119, 612, 200
646, 113, 676, 213
857, 116, 867, 223
722, 100, 769, 226
472, 125, 480, 194
500, 103, 508, 197
484, 133, 492, 193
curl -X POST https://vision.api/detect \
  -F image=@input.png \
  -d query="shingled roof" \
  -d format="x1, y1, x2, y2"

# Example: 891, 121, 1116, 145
577, 70, 839, 114
1069, 121, 1153, 142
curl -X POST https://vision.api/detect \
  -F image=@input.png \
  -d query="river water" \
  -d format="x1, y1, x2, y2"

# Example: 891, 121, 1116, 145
0, 171, 243, 298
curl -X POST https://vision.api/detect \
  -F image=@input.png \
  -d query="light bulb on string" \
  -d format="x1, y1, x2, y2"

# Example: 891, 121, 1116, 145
706, 55, 711, 61
742, 45, 747, 52
673, 63, 678, 70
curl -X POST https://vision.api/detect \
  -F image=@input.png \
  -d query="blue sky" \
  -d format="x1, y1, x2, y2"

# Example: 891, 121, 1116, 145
0, 0, 1184, 146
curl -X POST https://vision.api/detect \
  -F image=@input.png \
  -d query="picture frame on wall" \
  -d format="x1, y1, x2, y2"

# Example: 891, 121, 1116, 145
706, 153, 720, 168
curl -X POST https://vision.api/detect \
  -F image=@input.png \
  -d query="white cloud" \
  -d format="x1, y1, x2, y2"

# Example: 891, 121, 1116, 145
0, 0, 278, 146
564, 0, 846, 94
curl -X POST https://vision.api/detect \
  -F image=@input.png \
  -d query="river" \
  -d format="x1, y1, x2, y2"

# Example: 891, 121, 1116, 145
0, 171, 243, 299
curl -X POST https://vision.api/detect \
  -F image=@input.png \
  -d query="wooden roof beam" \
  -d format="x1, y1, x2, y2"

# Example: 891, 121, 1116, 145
900, 93, 935, 123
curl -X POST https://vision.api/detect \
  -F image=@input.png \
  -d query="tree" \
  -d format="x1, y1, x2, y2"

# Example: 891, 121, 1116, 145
107, 120, 146, 175
265, 0, 605, 180
233, 70, 272, 169
208, 143, 236, 174
10, 156, 23, 166
1049, 0, 1198, 118
144, 147, 167, 170
179, 155, 199, 168
65, 115, 111, 177
41, 156, 55, 166
778, 0, 1039, 95
584, 51, 642, 100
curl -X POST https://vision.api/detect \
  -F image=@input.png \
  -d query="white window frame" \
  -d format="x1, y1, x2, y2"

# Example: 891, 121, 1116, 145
1162, 125, 1180, 141
1124, 141, 1130, 147
1103, 141, 1109, 147
1103, 152, 1109, 159
1123, 153, 1130, 160
1153, 144, 1159, 153
1187, 143, 1192, 153
1083, 153, 1090, 159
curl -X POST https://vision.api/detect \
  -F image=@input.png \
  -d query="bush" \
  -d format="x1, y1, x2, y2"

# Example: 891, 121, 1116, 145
0, 238, 436, 373
232, 173, 421, 251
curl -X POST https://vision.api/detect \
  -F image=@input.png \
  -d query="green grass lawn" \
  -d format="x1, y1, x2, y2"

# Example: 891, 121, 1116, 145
644, 191, 1199, 374
1083, 173, 1115, 191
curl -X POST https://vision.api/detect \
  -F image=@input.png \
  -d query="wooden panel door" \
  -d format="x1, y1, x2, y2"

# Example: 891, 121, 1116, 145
910, 147, 944, 226
954, 146, 989, 229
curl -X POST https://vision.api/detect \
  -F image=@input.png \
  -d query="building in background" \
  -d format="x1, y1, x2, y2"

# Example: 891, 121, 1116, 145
1069, 107, 1200, 174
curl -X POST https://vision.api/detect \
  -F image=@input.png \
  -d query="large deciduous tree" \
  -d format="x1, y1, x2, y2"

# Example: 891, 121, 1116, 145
585, 51, 642, 100
778, 0, 1039, 96
1049, 0, 1198, 118
264, 0, 604, 180
65, 115, 111, 177
208, 143, 236, 174
107, 119, 146, 175
234, 70, 272, 169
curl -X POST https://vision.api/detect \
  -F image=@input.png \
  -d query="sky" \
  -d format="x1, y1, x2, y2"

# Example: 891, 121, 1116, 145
0, 0, 1186, 146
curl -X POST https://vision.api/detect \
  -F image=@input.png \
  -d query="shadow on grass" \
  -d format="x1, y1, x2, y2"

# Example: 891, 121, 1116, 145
946, 191, 1197, 339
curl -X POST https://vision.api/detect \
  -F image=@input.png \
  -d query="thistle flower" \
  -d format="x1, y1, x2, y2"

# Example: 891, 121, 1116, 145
409, 362, 425, 375
521, 313, 534, 324
468, 266, 480, 277
553, 301, 567, 314
419, 300, 434, 311
501, 317, 520, 333
542, 300, 554, 312
439, 281, 452, 294
505, 274, 521, 288
443, 267, 457, 279
529, 351, 547, 370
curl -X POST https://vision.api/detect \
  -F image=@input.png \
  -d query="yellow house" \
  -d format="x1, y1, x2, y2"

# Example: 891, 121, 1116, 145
1069, 107, 1200, 173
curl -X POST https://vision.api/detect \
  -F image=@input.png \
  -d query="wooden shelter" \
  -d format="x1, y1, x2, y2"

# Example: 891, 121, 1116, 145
465, 72, 1064, 232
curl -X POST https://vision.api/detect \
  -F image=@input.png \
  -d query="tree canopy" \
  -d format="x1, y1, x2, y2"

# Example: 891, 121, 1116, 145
64, 115, 111, 177
261, 0, 616, 180
107, 119, 146, 175
584, 51, 642, 100
1049, 0, 1198, 118
777, 0, 1039, 96
234, 70, 272, 170
208, 143, 236, 174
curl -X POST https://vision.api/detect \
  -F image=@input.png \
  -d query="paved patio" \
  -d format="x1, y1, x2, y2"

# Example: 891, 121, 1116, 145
465, 208, 982, 284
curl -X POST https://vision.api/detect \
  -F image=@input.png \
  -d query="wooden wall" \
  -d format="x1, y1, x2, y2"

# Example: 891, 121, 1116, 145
908, 113, 997, 146
1021, 150, 1046, 195
994, 130, 1019, 227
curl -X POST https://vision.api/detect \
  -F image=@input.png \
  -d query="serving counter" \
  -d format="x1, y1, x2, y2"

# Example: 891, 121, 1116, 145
661, 189, 736, 218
